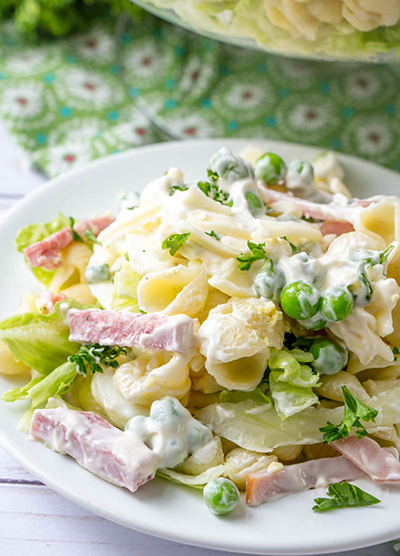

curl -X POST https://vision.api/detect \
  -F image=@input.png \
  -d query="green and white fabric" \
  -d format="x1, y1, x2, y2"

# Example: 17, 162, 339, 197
0, 15, 400, 177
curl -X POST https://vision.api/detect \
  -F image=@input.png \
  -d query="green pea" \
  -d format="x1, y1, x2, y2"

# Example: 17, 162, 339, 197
85, 263, 110, 284
280, 280, 321, 320
286, 160, 314, 189
254, 153, 286, 185
203, 478, 240, 516
320, 286, 353, 322
302, 316, 327, 331
310, 338, 348, 375
254, 263, 286, 303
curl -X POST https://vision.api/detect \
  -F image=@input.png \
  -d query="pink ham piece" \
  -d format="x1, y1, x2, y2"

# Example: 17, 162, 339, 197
261, 187, 384, 225
332, 436, 400, 483
30, 407, 159, 493
320, 220, 354, 236
246, 455, 365, 507
24, 215, 114, 270
67, 308, 195, 353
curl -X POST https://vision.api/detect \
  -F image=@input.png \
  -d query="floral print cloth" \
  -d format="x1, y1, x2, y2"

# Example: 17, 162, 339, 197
0, 15, 400, 178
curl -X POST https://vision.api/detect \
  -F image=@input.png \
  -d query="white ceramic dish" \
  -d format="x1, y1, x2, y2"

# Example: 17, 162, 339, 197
1, 139, 400, 555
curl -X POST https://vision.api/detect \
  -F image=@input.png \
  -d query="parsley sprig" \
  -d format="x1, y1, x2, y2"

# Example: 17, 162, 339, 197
237, 241, 273, 271
313, 482, 380, 512
162, 233, 191, 256
319, 386, 378, 443
69, 344, 127, 376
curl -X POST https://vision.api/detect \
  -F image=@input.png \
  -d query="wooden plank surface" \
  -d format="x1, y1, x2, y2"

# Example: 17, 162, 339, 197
0, 120, 396, 556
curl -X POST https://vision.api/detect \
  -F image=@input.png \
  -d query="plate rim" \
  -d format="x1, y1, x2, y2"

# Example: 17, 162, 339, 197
1, 138, 400, 555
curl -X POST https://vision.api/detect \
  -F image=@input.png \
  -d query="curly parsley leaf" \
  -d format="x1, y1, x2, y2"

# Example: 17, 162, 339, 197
85, 228, 101, 246
281, 236, 299, 255
69, 217, 84, 243
168, 185, 189, 196
319, 386, 378, 443
245, 192, 263, 216
69, 344, 127, 376
312, 482, 380, 512
237, 241, 273, 271
205, 230, 219, 240
197, 181, 229, 204
161, 232, 191, 257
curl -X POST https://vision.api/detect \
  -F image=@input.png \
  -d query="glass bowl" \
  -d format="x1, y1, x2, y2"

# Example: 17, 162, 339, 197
130, 0, 400, 62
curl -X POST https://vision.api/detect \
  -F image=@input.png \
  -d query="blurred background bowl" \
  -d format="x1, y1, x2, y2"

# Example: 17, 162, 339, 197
129, 0, 400, 62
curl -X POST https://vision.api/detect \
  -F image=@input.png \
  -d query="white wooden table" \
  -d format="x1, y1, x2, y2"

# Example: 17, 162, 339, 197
0, 121, 395, 556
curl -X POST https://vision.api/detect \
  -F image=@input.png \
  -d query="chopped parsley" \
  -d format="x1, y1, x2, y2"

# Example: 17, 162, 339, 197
237, 241, 273, 271
161, 232, 191, 256
207, 169, 219, 182
301, 215, 317, 223
197, 181, 229, 204
168, 185, 189, 196
69, 217, 84, 243
380, 244, 395, 265
312, 482, 380, 512
205, 230, 219, 240
393, 346, 400, 361
281, 236, 299, 255
69, 344, 127, 376
358, 270, 373, 302
85, 228, 101, 246
127, 205, 138, 210
319, 386, 378, 443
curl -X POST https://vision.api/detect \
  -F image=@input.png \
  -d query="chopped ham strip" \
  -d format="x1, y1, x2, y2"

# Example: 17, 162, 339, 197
261, 187, 383, 225
246, 455, 365, 506
30, 407, 159, 493
320, 220, 354, 236
332, 436, 400, 483
24, 215, 114, 270
67, 308, 195, 353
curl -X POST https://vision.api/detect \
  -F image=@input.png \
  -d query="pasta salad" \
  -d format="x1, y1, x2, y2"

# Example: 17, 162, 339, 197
2, 146, 400, 516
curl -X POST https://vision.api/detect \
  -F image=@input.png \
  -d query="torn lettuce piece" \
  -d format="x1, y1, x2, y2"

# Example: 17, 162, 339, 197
196, 387, 400, 453
3, 361, 77, 408
268, 349, 320, 420
111, 261, 141, 312
0, 300, 82, 375
157, 464, 225, 489
15, 213, 70, 286
220, 386, 271, 405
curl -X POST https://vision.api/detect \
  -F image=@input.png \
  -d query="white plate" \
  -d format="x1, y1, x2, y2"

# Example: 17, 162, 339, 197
1, 139, 400, 556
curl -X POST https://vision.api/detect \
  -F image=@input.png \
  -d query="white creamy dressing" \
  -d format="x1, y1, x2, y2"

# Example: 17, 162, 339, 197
124, 396, 214, 469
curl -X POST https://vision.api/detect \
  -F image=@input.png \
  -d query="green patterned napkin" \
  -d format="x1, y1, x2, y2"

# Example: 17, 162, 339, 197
0, 14, 400, 177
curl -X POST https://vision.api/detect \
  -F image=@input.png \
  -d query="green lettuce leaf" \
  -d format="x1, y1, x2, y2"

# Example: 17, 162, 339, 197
157, 464, 225, 489
268, 349, 320, 420
111, 261, 141, 312
3, 361, 77, 408
15, 213, 70, 286
220, 386, 271, 405
0, 300, 82, 375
